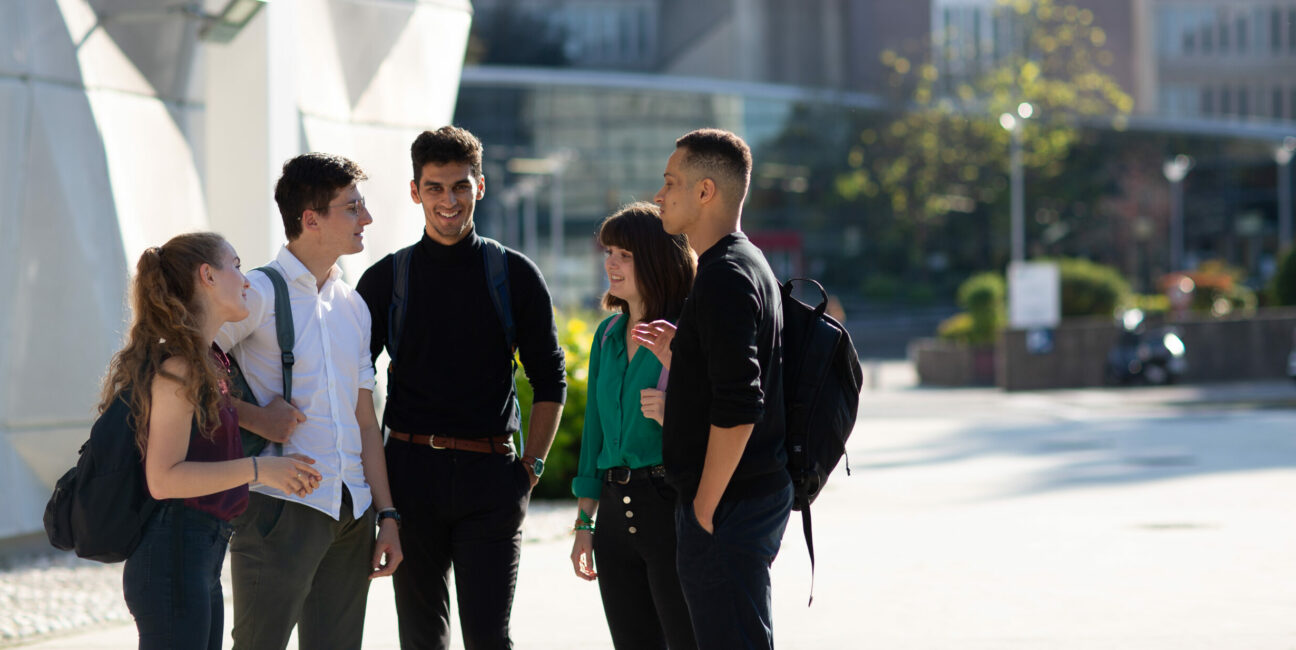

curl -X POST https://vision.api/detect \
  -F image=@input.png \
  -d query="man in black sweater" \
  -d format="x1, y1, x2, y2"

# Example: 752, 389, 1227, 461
644, 128, 792, 649
356, 126, 566, 649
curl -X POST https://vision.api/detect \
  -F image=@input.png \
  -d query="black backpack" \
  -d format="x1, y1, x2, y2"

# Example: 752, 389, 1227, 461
44, 392, 164, 563
780, 278, 863, 603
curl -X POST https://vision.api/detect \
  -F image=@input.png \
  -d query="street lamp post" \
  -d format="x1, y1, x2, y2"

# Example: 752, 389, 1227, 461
1276, 137, 1296, 253
999, 102, 1033, 262
1162, 154, 1193, 272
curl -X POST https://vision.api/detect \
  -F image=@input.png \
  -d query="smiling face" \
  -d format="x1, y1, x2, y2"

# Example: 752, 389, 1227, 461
315, 183, 373, 256
603, 244, 640, 307
411, 162, 484, 246
206, 241, 249, 323
653, 148, 702, 237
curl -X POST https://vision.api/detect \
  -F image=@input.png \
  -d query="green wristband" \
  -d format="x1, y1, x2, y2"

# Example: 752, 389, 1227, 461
577, 509, 594, 524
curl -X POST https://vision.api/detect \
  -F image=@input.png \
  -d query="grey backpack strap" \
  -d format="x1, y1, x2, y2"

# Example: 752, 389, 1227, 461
252, 266, 295, 403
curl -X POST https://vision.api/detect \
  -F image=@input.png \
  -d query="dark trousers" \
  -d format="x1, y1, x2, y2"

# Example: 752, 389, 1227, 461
386, 440, 531, 650
229, 487, 376, 650
675, 483, 793, 650
123, 503, 234, 650
595, 477, 697, 650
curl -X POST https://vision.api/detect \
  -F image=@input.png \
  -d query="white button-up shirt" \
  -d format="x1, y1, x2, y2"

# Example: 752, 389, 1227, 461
217, 246, 377, 520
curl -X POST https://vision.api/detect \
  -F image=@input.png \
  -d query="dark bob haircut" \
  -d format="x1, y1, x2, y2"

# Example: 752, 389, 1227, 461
597, 202, 695, 323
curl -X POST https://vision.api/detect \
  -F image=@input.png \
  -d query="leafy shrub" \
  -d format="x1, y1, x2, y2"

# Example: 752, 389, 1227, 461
1269, 247, 1296, 306
514, 311, 596, 499
937, 272, 1004, 344
1161, 261, 1257, 317
1055, 257, 1130, 318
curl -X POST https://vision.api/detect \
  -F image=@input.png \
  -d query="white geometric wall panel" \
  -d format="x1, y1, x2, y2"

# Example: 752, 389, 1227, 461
0, 0, 471, 540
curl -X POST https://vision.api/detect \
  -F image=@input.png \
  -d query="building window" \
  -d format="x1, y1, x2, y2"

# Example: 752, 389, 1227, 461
1220, 87, 1231, 114
1275, 88, 1284, 118
1291, 88, 1296, 119
1218, 12, 1230, 53
1237, 15, 1248, 53
1202, 20, 1214, 53
1290, 8, 1296, 53
1202, 87, 1214, 115
1272, 7, 1283, 54
1238, 87, 1249, 117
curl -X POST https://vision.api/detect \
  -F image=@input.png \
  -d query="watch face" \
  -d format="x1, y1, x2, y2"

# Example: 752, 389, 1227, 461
532, 457, 545, 476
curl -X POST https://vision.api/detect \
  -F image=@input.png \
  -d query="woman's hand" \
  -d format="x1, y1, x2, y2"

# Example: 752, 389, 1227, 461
631, 320, 677, 370
570, 530, 597, 581
256, 454, 322, 497
640, 388, 665, 425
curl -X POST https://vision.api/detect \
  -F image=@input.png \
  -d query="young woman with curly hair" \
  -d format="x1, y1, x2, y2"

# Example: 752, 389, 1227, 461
105, 232, 321, 649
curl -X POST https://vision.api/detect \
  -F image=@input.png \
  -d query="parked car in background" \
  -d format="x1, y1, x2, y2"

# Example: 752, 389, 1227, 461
1105, 309, 1187, 386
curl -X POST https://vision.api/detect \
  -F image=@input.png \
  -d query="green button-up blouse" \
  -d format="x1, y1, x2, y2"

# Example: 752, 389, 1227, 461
570, 313, 669, 500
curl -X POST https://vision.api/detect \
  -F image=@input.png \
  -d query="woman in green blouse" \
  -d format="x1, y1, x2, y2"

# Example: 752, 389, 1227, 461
569, 203, 697, 649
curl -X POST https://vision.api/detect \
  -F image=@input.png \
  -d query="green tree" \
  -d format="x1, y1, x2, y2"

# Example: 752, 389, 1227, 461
837, 0, 1132, 272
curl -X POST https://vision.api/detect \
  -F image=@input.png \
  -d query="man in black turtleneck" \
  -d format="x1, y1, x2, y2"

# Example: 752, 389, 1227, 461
356, 126, 566, 650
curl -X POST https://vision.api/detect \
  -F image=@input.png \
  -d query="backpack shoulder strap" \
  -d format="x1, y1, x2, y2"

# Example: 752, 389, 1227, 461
479, 237, 515, 353
388, 245, 416, 365
600, 313, 622, 347
251, 266, 294, 403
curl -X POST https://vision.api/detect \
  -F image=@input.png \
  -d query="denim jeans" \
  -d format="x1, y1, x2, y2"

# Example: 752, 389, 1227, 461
123, 503, 234, 650
675, 483, 793, 650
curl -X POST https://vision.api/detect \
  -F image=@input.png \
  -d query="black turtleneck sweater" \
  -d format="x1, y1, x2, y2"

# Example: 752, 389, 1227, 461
356, 230, 566, 438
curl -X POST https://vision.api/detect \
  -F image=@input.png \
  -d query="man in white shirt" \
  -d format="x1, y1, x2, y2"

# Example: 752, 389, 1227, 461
218, 153, 402, 650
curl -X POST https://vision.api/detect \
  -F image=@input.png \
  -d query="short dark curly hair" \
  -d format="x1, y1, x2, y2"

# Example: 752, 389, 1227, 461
274, 153, 367, 240
675, 128, 752, 207
411, 126, 484, 184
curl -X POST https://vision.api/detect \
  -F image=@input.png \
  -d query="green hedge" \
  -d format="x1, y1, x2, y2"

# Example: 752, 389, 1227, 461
514, 311, 596, 499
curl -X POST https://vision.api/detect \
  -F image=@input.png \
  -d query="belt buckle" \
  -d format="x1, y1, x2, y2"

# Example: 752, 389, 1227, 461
608, 467, 631, 485
429, 435, 447, 450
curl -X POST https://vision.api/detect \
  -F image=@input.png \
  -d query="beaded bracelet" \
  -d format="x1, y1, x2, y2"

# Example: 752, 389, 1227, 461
573, 523, 595, 533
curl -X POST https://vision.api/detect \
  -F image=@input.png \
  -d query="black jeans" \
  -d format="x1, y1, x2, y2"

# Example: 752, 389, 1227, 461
675, 483, 793, 650
594, 477, 697, 650
386, 440, 531, 650
123, 503, 233, 650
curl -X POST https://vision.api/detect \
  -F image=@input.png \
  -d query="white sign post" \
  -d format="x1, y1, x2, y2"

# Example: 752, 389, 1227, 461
1008, 261, 1061, 354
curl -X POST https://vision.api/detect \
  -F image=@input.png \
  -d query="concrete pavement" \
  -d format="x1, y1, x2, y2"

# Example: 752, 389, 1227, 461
14, 366, 1296, 648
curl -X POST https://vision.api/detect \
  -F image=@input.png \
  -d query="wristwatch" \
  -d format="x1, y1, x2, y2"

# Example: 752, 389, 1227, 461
522, 455, 545, 478
377, 508, 401, 528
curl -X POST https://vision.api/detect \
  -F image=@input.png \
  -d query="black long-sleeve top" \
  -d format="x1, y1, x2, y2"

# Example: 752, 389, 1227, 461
662, 232, 789, 502
356, 230, 566, 438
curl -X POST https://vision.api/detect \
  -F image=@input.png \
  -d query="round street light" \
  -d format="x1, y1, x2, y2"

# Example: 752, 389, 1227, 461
1277, 137, 1296, 250
1162, 155, 1194, 271
1000, 104, 1032, 262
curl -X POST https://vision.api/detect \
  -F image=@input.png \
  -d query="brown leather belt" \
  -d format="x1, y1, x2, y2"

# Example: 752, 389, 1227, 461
388, 431, 513, 454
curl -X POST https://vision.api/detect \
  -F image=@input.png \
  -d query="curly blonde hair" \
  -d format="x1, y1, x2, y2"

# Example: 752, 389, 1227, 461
99, 232, 230, 456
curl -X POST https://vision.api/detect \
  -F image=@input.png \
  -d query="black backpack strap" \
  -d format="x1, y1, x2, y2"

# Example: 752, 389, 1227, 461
803, 505, 815, 606
388, 245, 416, 366
480, 237, 516, 353
480, 237, 522, 451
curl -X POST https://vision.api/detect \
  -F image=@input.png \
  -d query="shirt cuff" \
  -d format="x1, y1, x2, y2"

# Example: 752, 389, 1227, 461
571, 476, 602, 500
532, 384, 567, 405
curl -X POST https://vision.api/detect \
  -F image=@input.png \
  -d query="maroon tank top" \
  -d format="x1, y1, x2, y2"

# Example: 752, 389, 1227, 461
180, 345, 249, 521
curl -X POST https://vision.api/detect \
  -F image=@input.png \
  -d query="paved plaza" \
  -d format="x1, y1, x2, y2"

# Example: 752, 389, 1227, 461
6, 364, 1296, 649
